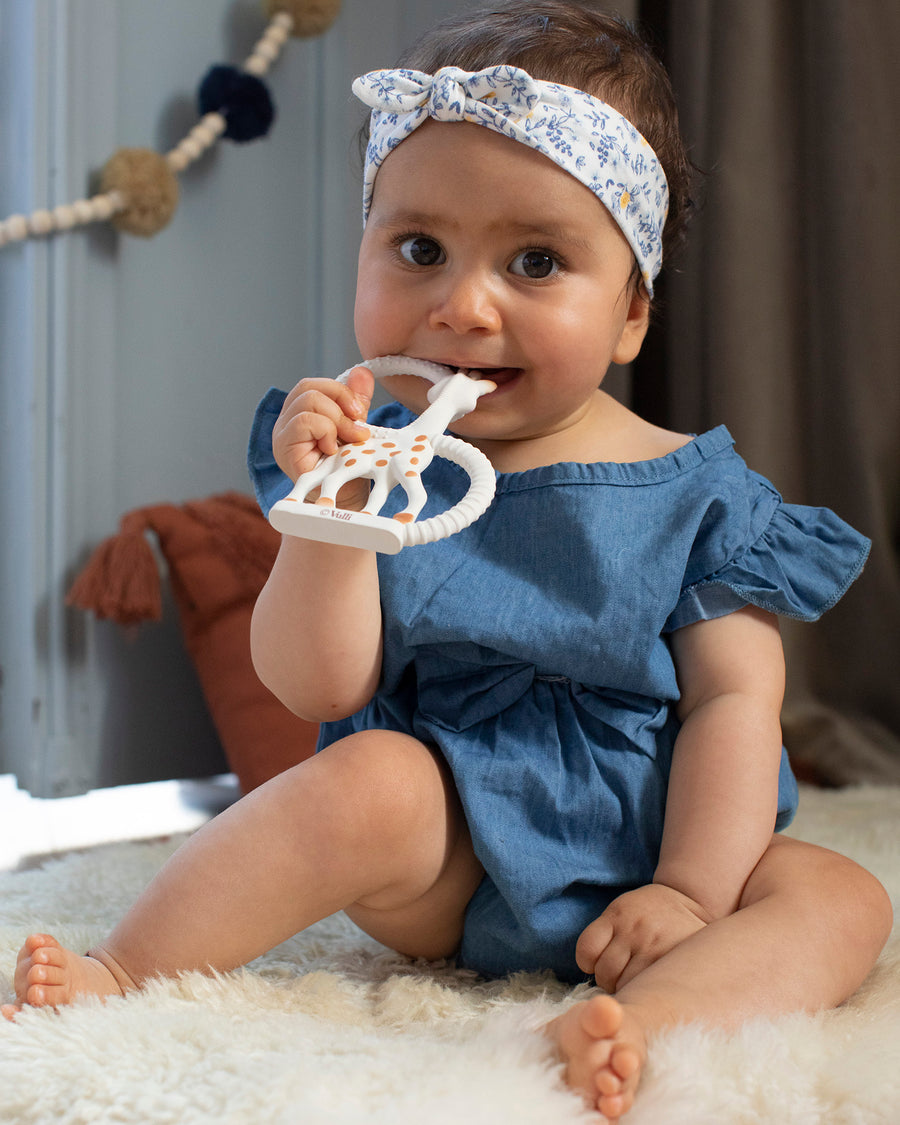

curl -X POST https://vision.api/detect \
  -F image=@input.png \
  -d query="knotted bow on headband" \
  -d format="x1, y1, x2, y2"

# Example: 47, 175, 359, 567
352, 64, 669, 293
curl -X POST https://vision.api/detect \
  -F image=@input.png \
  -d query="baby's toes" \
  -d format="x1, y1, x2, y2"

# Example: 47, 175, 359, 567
1, 1003, 22, 1021
596, 1045, 641, 1118
22, 933, 61, 958
610, 1041, 641, 1082
31, 947, 68, 976
598, 1090, 629, 1121
595, 1065, 623, 1098
28, 960, 67, 989
16, 938, 63, 994
24, 980, 62, 1007
22, 957, 69, 1006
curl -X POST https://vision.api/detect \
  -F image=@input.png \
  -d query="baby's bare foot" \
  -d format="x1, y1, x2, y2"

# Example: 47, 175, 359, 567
12, 934, 130, 1010
547, 993, 645, 1121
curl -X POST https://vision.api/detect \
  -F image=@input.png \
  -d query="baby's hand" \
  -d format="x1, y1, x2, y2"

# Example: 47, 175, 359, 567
273, 366, 373, 483
575, 884, 712, 992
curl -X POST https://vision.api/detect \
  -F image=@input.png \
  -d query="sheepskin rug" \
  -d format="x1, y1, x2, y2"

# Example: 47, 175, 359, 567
1, 784, 898, 1125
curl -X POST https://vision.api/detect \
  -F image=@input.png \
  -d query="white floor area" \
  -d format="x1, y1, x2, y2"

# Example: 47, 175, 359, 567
0, 773, 239, 871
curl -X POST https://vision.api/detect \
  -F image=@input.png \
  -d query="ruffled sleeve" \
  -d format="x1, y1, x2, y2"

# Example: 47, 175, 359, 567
247, 387, 291, 517
665, 485, 871, 633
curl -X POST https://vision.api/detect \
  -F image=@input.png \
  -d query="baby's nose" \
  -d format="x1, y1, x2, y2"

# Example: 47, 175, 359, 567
428, 272, 502, 334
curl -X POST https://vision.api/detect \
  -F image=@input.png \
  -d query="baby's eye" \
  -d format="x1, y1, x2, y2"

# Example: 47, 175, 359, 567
398, 236, 445, 266
509, 250, 560, 279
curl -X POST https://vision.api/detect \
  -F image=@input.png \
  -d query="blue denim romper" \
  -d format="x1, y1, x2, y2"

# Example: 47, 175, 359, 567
249, 394, 871, 983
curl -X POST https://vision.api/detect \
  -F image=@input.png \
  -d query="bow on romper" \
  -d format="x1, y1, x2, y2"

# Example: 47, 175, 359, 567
250, 395, 871, 983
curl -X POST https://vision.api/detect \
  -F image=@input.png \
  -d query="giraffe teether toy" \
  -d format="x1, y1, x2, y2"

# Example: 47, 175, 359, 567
268, 356, 497, 553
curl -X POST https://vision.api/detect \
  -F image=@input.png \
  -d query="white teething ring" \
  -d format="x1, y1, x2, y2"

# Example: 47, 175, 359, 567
335, 355, 453, 390
399, 432, 497, 546
268, 355, 497, 553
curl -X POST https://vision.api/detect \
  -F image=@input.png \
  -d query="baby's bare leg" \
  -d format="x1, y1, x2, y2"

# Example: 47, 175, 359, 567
8, 731, 482, 1012
549, 836, 892, 1120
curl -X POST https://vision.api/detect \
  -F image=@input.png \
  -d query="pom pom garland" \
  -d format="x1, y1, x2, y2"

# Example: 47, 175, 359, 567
100, 148, 180, 237
1, 193, 126, 246
0, 2, 341, 248
198, 66, 275, 143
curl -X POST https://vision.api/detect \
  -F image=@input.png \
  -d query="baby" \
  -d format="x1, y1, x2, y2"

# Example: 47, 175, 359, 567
5, 4, 892, 1121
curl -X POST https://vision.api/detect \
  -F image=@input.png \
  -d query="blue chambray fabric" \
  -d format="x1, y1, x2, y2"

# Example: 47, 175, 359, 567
249, 393, 871, 982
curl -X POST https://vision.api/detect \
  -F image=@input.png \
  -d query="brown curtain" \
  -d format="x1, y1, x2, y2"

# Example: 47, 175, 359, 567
655, 2, 900, 783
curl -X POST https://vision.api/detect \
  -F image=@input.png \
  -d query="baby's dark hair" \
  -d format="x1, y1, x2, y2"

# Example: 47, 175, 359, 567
393, 0, 693, 277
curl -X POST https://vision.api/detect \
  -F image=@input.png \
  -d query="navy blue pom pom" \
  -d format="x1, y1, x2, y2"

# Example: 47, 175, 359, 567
198, 65, 275, 143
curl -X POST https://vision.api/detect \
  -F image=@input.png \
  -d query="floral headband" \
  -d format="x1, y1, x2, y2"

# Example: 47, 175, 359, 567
352, 64, 669, 293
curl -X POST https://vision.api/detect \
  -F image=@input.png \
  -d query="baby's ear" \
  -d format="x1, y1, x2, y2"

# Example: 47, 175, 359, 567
611, 285, 651, 366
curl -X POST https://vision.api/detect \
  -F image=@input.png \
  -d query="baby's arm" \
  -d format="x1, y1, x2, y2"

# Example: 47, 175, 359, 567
656, 604, 786, 911
577, 605, 786, 989
250, 367, 384, 721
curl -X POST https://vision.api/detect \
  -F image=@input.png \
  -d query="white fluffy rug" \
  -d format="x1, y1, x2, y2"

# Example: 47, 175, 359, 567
1, 784, 899, 1125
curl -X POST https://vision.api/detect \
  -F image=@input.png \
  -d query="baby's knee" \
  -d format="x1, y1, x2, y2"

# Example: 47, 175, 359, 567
811, 845, 890, 922
849, 859, 893, 951
750, 837, 892, 952
817, 848, 893, 965
316, 730, 453, 840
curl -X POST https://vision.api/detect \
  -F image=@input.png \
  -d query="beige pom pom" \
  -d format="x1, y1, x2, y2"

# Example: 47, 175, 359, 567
262, 0, 341, 37
100, 148, 179, 237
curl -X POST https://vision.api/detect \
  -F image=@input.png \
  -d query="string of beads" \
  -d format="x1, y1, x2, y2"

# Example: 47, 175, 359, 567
0, 1, 340, 248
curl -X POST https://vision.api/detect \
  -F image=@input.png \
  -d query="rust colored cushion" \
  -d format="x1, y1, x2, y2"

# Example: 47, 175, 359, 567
68, 492, 319, 793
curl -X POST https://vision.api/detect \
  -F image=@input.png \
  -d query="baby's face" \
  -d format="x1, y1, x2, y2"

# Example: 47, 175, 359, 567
354, 120, 648, 463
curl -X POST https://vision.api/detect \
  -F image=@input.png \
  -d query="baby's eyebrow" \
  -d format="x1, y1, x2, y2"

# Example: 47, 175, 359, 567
370, 208, 459, 233
372, 209, 593, 250
497, 219, 594, 250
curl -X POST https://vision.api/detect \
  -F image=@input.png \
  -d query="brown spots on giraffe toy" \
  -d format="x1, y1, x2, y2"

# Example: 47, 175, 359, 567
268, 356, 497, 553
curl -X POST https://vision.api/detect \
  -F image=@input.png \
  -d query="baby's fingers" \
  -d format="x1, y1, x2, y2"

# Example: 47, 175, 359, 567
274, 395, 366, 481
274, 407, 333, 472
282, 373, 369, 425
576, 913, 642, 992
342, 365, 375, 419
575, 916, 613, 976
315, 367, 375, 448
589, 938, 635, 993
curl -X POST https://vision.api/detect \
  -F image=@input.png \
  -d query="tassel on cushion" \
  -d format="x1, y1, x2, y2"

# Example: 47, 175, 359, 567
66, 509, 163, 625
